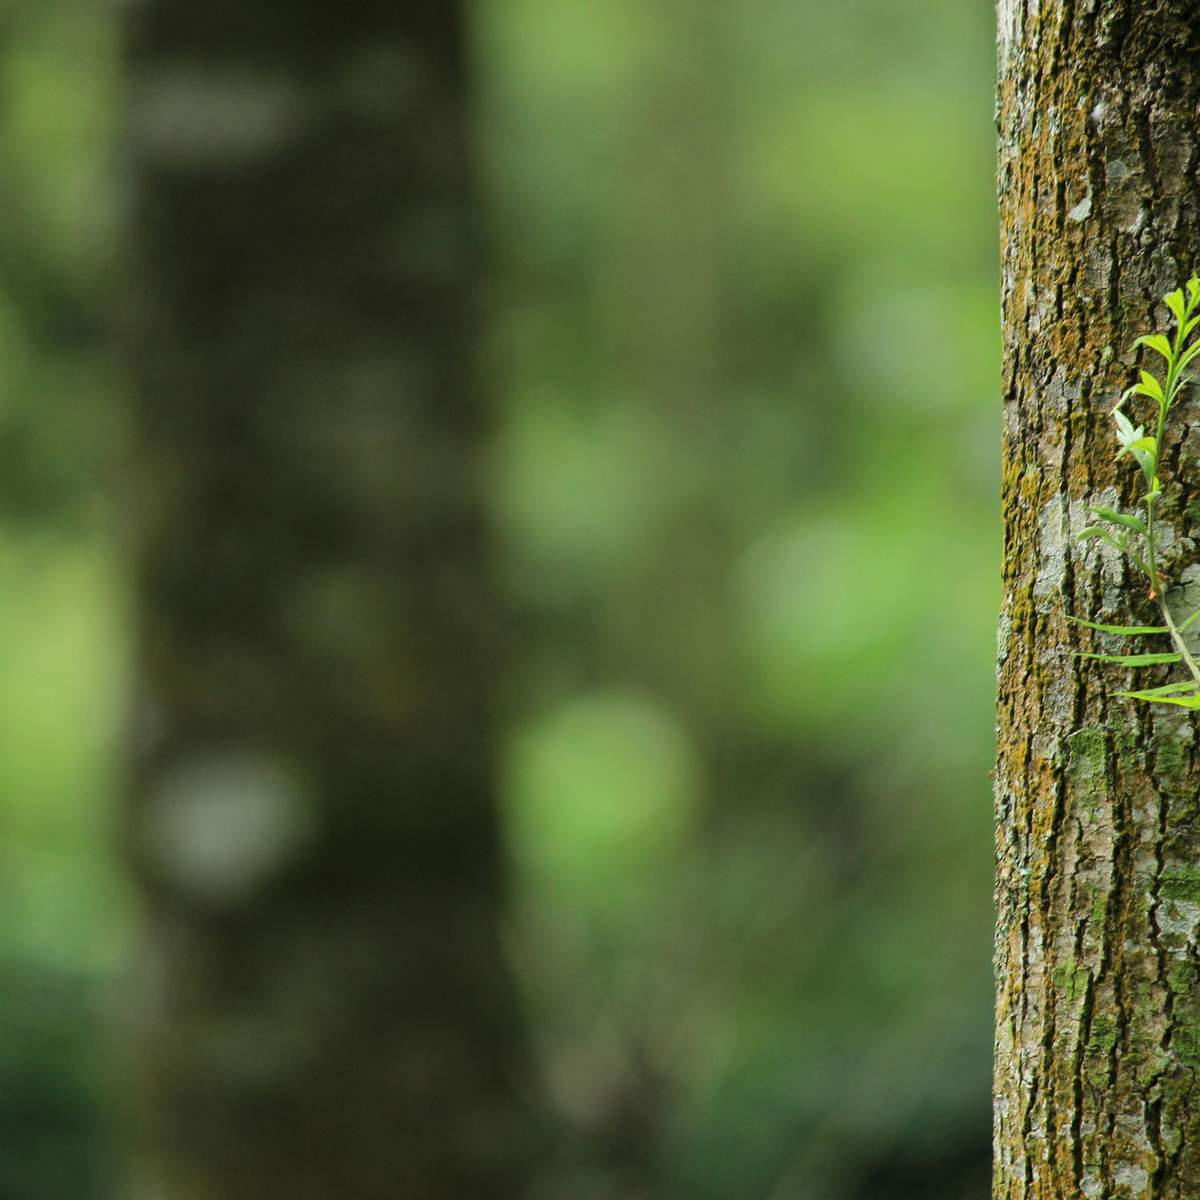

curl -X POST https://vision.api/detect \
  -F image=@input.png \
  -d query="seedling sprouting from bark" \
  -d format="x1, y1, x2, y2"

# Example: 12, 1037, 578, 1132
1071, 278, 1200, 707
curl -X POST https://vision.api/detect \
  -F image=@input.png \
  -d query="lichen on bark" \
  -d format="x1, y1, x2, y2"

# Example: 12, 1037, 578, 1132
996, 3, 1200, 1197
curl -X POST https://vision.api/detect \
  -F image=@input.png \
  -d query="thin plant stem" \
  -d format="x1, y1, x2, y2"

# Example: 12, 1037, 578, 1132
1160, 594, 1200, 685
1080, 278, 1200, 707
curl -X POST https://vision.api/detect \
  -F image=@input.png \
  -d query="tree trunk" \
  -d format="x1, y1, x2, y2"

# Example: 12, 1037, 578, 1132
117, 4, 537, 1197
995, 4, 1200, 1197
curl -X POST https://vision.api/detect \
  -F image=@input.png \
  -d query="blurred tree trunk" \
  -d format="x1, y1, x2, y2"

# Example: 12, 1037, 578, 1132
117, 4, 537, 1198
995, 4, 1200, 1197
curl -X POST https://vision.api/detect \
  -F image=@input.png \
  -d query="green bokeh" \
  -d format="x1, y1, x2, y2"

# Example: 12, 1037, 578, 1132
4, 1, 999, 1197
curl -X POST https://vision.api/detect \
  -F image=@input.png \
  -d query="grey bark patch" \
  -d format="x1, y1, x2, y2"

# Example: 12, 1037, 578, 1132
144, 752, 315, 905
997, 0, 1020, 56
1034, 495, 1072, 604
1168, 564, 1200, 657
1035, 493, 1122, 607
1112, 1162, 1150, 1195
130, 71, 312, 168
997, 606, 1013, 666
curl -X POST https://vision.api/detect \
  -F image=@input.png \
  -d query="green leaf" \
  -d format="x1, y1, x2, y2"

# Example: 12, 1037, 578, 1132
1078, 651, 1182, 666
1189, 277, 1200, 308
1138, 370, 1166, 405
1113, 406, 1138, 441
1121, 383, 1158, 407
1167, 288, 1187, 324
1117, 681, 1200, 698
1065, 616, 1168, 635
1119, 690, 1200, 709
1075, 526, 1124, 552
1177, 337, 1200, 373
1087, 506, 1146, 533
1115, 433, 1158, 484
1179, 606, 1200, 633
1135, 333, 1173, 362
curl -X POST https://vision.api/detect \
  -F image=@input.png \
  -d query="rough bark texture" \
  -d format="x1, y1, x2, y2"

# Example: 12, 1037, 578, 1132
117, 4, 537, 1197
995, 3, 1200, 1197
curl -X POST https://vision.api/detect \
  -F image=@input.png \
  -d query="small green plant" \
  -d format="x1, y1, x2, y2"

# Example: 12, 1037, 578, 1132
1072, 278, 1200, 707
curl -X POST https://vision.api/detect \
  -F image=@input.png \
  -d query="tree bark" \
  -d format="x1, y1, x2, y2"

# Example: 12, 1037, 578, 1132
117, 4, 537, 1197
995, 3, 1200, 1197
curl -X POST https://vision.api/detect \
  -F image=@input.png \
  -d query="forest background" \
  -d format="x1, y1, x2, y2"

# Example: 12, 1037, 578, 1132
1, 2, 999, 1197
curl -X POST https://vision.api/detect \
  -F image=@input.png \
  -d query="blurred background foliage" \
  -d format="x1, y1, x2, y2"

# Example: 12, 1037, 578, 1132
0, 1, 998, 1197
